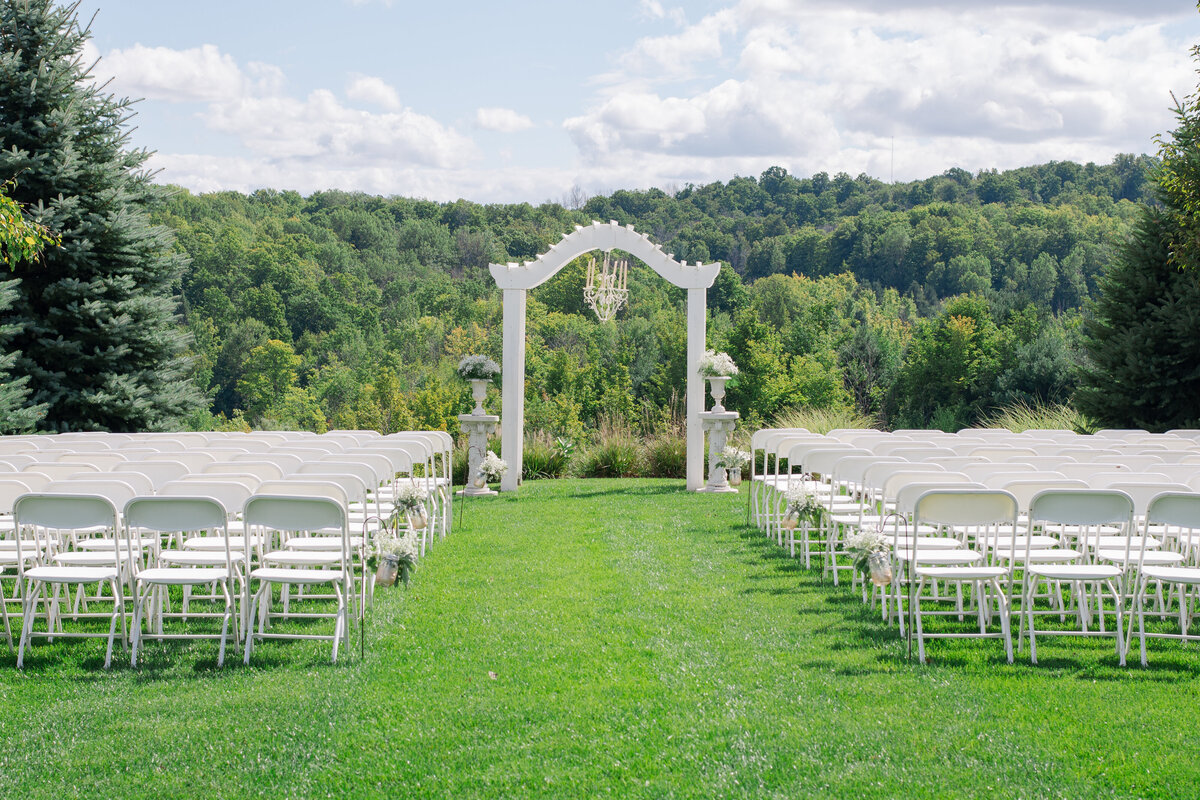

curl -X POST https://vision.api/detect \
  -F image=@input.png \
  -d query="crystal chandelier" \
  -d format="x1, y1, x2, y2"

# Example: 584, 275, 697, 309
583, 251, 629, 322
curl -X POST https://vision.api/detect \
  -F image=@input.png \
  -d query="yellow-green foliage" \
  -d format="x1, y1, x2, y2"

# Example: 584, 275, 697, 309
983, 401, 1097, 434
772, 406, 876, 434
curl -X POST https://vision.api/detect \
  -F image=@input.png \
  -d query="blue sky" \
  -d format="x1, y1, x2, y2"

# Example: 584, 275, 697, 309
76, 0, 1200, 203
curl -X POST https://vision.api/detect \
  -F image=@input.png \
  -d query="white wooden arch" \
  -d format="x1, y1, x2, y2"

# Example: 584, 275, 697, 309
489, 221, 720, 492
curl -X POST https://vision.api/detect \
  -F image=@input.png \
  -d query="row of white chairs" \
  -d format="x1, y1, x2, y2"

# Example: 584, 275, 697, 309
748, 427, 1200, 666
0, 429, 456, 667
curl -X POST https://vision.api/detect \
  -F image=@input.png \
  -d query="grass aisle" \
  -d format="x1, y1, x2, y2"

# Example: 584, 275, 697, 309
2, 479, 1200, 798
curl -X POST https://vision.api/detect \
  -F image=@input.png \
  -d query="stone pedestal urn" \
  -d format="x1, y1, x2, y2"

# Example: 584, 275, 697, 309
458, 413, 500, 497
469, 378, 490, 416
698, 410, 739, 493
706, 376, 730, 413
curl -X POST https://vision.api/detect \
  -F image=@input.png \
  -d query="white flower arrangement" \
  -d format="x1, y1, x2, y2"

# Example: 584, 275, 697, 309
457, 354, 500, 380
697, 349, 739, 378
395, 483, 428, 512
715, 446, 751, 471
843, 529, 891, 581
373, 530, 419, 585
477, 450, 508, 483
783, 484, 821, 519
375, 530, 420, 564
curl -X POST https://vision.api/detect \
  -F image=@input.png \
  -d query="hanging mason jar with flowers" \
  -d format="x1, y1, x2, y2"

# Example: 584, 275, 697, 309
394, 484, 430, 531
781, 483, 821, 530
475, 450, 508, 489
844, 529, 893, 586
369, 530, 420, 587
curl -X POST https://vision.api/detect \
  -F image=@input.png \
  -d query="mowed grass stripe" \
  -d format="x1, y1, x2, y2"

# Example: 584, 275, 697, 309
2, 479, 1200, 798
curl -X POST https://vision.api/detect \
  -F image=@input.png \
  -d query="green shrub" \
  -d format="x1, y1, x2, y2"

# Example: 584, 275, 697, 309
983, 401, 1097, 434
643, 435, 686, 478
523, 433, 575, 479
579, 439, 642, 478
772, 406, 876, 434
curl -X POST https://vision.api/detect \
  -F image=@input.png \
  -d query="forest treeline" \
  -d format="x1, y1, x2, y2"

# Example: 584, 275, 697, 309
163, 156, 1152, 439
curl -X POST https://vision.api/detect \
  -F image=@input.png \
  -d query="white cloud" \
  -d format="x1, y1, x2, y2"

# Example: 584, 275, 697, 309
95, 43, 259, 102
346, 74, 402, 110
637, 0, 687, 26
565, 0, 1197, 184
474, 107, 535, 133
91, 43, 476, 178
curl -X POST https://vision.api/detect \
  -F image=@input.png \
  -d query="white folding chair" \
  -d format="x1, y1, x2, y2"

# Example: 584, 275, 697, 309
1129, 493, 1200, 665
242, 495, 353, 664
1020, 490, 1135, 666
15, 494, 128, 668
125, 497, 238, 666
907, 490, 1021, 663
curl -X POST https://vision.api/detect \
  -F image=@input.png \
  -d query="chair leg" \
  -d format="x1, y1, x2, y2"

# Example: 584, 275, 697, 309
914, 578, 927, 664
1025, 581, 1038, 665
0, 577, 11, 654
244, 586, 263, 665
992, 578, 1013, 664
17, 580, 43, 669
131, 584, 147, 667
218, 581, 233, 667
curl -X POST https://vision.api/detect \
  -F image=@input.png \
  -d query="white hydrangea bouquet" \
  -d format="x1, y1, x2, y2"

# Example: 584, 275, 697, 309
457, 354, 500, 380
844, 529, 892, 586
475, 450, 508, 488
781, 483, 821, 530
697, 349, 738, 377
392, 483, 429, 530
371, 530, 419, 587
715, 446, 751, 471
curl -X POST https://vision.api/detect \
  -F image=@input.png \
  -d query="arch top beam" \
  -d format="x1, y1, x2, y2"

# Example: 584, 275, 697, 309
489, 220, 721, 291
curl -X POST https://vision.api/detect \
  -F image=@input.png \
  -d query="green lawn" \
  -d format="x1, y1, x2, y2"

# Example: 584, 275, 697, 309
2, 479, 1200, 798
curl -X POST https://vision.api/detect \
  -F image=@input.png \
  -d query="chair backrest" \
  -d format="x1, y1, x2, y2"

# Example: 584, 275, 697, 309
140, 451, 218, 471
298, 461, 380, 494
1052, 463, 1122, 481
230, 452, 303, 474
1093, 453, 1168, 469
318, 454, 394, 487
24, 463, 102, 481
112, 460, 191, 488
0, 454, 36, 469
997, 478, 1088, 511
1094, 429, 1150, 439
288, 472, 368, 505
884, 447, 958, 463
244, 495, 347, 534
1107, 482, 1194, 517
783, 441, 858, 475
861, 462, 946, 496
254, 479, 349, 508
872, 439, 930, 457
803, 448, 873, 479
830, 455, 907, 494
881, 471, 971, 505
913, 488, 1019, 527
43, 479, 140, 509
15, 493, 119, 531
158, 479, 255, 515
124, 496, 227, 533
1086, 472, 1172, 489
960, 463, 1034, 481
895, 480, 987, 515
203, 461, 286, 482
1028, 489, 1134, 527
66, 470, 155, 495
1147, 492, 1200, 529
0, 477, 39, 513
